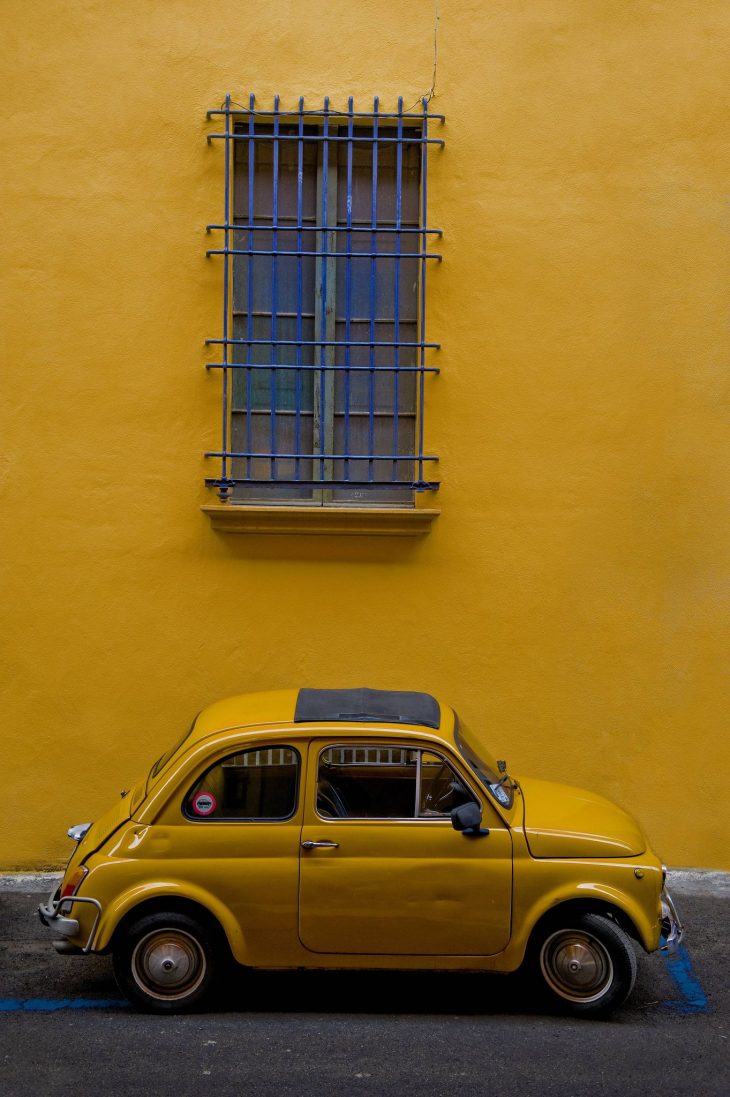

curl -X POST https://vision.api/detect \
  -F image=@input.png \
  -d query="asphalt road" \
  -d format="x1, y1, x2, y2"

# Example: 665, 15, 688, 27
0, 883, 727, 1097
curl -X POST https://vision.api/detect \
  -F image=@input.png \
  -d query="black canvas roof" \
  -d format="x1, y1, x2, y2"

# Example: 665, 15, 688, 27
294, 688, 441, 729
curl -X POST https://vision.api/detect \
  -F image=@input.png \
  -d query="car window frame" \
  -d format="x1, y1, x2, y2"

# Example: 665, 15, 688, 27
181, 743, 302, 824
312, 740, 484, 824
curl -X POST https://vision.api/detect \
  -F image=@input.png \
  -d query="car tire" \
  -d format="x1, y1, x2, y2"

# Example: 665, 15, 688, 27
112, 911, 217, 1013
534, 912, 637, 1017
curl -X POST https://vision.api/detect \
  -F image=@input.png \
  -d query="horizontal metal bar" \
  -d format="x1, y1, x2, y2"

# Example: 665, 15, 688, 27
232, 309, 318, 320
228, 220, 422, 230
206, 477, 440, 489
208, 132, 445, 147
207, 108, 445, 122
230, 311, 402, 323
207, 362, 439, 373
207, 247, 441, 261
229, 315, 424, 327
207, 223, 443, 236
207, 337, 440, 349
207, 451, 438, 461
229, 410, 417, 420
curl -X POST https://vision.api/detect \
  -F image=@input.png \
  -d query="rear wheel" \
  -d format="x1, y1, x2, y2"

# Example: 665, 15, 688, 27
535, 913, 637, 1017
113, 911, 216, 1013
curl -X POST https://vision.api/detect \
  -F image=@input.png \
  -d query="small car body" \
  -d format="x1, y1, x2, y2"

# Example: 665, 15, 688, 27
39, 687, 682, 1015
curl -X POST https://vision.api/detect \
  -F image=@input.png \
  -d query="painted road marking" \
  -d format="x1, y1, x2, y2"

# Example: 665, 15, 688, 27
661, 944, 711, 1014
0, 998, 126, 1012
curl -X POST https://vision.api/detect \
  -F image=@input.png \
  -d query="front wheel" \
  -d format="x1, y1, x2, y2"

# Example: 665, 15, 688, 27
535, 913, 637, 1017
113, 911, 216, 1013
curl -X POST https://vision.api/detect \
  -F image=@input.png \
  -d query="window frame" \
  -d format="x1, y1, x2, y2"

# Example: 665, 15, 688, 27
181, 743, 302, 824
204, 94, 444, 511
314, 741, 481, 823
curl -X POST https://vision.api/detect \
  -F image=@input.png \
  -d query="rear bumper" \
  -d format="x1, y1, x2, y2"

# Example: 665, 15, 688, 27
38, 884, 102, 954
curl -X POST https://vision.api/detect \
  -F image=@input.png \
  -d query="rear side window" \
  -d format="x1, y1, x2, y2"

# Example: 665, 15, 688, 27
184, 746, 300, 821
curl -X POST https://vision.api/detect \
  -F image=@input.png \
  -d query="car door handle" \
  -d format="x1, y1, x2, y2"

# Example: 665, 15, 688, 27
301, 840, 340, 850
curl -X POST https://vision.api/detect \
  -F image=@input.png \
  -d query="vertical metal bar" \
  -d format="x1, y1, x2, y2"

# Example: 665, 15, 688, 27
313, 98, 335, 499
314, 99, 330, 487
343, 96, 354, 483
322, 140, 337, 501
418, 97, 429, 489
245, 93, 255, 480
295, 97, 304, 482
270, 95, 280, 480
368, 97, 379, 483
392, 96, 403, 481
219, 94, 232, 498
320, 96, 330, 489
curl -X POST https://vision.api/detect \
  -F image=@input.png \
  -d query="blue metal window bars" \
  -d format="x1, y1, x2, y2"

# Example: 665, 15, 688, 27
205, 95, 444, 504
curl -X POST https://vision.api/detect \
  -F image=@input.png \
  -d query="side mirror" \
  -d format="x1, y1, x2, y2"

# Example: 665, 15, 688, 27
451, 802, 489, 837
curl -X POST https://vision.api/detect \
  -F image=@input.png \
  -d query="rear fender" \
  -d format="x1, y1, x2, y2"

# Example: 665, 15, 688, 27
93, 881, 248, 963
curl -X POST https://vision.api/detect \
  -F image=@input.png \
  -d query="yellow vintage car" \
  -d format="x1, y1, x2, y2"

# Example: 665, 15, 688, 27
39, 688, 682, 1016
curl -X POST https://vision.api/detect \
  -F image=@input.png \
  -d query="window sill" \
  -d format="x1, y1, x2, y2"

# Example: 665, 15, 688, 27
201, 505, 440, 537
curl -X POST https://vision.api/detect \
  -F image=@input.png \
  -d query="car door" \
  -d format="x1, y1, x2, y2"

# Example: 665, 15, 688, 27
298, 739, 513, 956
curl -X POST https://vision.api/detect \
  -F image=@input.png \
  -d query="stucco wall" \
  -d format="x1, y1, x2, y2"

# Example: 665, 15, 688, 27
2, 0, 729, 869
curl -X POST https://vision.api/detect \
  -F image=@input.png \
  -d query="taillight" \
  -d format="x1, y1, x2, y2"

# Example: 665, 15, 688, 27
60, 865, 88, 900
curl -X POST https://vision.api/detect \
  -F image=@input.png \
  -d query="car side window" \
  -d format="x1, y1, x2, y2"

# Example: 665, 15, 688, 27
184, 746, 299, 821
316, 746, 477, 820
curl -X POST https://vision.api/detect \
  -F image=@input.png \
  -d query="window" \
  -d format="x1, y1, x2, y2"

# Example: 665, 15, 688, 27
317, 745, 476, 819
184, 746, 299, 820
205, 95, 444, 507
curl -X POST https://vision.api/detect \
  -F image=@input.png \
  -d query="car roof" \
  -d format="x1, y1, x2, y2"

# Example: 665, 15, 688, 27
294, 688, 441, 728
189, 688, 452, 743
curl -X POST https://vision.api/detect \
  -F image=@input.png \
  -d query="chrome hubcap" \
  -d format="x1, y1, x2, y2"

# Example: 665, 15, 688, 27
131, 929, 206, 1001
540, 930, 614, 1003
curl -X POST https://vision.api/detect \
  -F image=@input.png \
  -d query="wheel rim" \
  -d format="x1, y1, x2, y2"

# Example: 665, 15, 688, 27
539, 929, 614, 1004
131, 928, 207, 1002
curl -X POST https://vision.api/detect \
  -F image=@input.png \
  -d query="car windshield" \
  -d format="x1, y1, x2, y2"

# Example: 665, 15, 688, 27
454, 719, 515, 810
147, 714, 199, 786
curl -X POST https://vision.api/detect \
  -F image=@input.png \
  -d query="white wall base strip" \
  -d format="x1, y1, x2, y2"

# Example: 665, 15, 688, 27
0, 874, 62, 893
667, 869, 730, 895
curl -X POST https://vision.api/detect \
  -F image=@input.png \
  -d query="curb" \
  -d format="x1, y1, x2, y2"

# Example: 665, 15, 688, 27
1, 868, 729, 895
0, 874, 62, 894
667, 869, 730, 896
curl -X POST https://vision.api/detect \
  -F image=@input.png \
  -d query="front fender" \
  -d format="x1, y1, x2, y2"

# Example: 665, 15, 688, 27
92, 880, 249, 963
496, 873, 662, 971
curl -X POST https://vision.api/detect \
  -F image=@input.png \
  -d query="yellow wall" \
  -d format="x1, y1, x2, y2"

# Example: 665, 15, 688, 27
2, 1, 728, 869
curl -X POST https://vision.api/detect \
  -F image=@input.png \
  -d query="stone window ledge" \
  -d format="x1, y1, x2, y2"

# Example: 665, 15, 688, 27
201, 505, 440, 537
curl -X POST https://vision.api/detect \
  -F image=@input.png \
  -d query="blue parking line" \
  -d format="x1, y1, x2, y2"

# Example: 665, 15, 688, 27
661, 944, 711, 1014
0, 997, 127, 1012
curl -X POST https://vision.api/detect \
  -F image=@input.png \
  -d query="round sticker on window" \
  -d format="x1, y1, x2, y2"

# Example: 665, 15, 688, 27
191, 791, 217, 816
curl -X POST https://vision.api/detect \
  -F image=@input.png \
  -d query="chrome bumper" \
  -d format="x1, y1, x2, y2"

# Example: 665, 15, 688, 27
38, 885, 102, 954
659, 887, 684, 953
